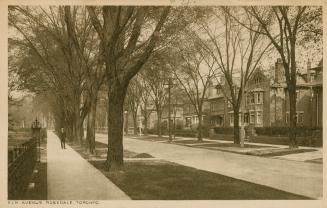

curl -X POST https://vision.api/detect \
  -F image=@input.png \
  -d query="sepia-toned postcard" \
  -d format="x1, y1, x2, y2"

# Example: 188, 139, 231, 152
0, 0, 326, 207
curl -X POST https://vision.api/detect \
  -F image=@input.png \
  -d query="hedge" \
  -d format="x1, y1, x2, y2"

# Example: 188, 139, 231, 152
254, 127, 322, 137
213, 127, 235, 135
148, 127, 209, 138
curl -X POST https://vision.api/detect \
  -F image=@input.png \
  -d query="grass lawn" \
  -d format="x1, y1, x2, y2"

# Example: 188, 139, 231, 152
210, 134, 322, 147
8, 130, 32, 140
8, 138, 31, 147
89, 160, 310, 200
254, 148, 317, 157
128, 135, 169, 142
71, 141, 153, 160
194, 143, 316, 157
199, 143, 272, 148
127, 136, 317, 158
171, 139, 215, 145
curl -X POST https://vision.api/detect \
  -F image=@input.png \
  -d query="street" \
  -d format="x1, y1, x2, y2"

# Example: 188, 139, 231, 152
96, 133, 322, 199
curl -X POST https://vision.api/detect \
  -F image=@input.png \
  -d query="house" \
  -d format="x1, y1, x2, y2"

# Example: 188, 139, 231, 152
182, 100, 210, 129
290, 59, 323, 128
207, 58, 323, 129
271, 58, 323, 128
243, 68, 271, 127
135, 58, 322, 133
162, 102, 184, 130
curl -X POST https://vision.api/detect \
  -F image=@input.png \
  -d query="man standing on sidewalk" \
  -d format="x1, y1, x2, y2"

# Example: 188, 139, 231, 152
60, 127, 66, 149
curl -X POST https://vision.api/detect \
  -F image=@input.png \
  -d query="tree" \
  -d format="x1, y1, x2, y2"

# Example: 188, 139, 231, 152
140, 56, 170, 138
138, 75, 153, 135
86, 6, 171, 170
245, 6, 322, 148
9, 6, 104, 147
64, 6, 105, 152
9, 7, 77, 142
172, 42, 218, 141
125, 78, 143, 135
192, 7, 271, 144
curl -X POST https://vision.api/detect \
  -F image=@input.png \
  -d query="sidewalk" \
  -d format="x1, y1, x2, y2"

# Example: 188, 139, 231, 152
47, 131, 130, 200
96, 133, 322, 199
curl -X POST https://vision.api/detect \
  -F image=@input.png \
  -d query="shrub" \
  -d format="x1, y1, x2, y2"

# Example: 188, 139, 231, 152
254, 127, 322, 137
197, 126, 209, 137
175, 121, 183, 130
174, 129, 196, 137
213, 127, 234, 135
147, 128, 157, 134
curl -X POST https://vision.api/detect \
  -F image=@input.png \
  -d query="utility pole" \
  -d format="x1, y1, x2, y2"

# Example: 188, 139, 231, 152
168, 77, 172, 142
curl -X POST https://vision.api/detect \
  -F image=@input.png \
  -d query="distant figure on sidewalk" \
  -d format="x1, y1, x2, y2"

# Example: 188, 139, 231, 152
60, 127, 66, 149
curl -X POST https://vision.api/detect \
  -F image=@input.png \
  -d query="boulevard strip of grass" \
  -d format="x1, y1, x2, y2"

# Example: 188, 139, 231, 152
128, 136, 317, 157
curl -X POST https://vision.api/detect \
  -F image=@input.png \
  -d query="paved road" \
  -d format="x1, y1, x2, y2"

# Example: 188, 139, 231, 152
96, 133, 322, 199
47, 131, 130, 200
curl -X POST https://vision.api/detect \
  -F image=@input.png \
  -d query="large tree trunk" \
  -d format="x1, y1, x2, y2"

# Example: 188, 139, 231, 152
157, 111, 162, 137
143, 112, 148, 135
197, 112, 203, 142
86, 97, 97, 154
288, 84, 298, 148
71, 98, 82, 144
288, 41, 298, 149
106, 81, 127, 171
75, 117, 82, 145
124, 111, 129, 135
133, 112, 138, 135
233, 108, 240, 144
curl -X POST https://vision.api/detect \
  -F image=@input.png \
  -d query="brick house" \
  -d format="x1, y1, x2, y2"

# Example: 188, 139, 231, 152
207, 58, 323, 129
290, 60, 323, 128
271, 59, 323, 128
243, 68, 271, 127
139, 59, 322, 132
182, 100, 210, 129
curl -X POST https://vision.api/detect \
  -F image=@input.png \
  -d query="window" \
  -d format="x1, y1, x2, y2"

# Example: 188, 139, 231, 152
216, 88, 222, 95
210, 102, 219, 112
250, 93, 255, 104
229, 113, 234, 126
286, 111, 304, 124
185, 117, 191, 127
297, 112, 304, 124
254, 77, 261, 84
299, 113, 304, 123
193, 116, 199, 124
250, 111, 255, 124
296, 90, 300, 101
256, 111, 263, 124
244, 113, 249, 124
257, 92, 263, 104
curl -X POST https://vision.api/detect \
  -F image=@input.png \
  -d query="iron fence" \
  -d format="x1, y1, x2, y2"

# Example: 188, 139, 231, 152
8, 138, 37, 199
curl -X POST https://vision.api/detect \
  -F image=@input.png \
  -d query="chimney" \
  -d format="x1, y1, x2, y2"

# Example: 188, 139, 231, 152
275, 58, 283, 83
307, 59, 311, 83
208, 80, 213, 97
